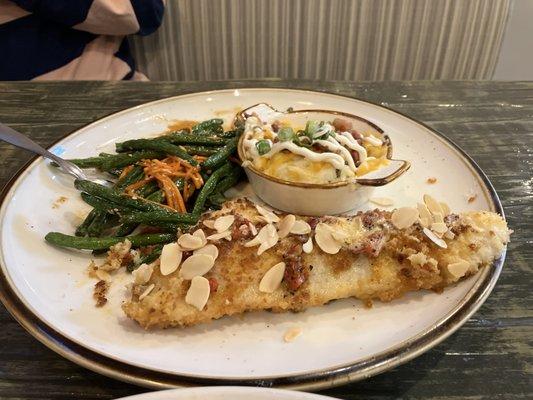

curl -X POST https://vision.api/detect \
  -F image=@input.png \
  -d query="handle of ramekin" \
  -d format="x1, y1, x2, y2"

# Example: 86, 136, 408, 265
355, 159, 411, 186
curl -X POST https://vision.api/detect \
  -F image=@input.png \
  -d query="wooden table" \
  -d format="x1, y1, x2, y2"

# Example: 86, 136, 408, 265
0, 81, 531, 399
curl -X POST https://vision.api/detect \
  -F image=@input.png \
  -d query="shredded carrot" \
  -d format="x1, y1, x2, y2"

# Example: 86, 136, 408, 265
119, 165, 134, 180
124, 178, 151, 195
124, 156, 203, 212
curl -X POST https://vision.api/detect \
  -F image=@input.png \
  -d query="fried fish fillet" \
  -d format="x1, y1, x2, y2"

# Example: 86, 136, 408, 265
122, 198, 510, 329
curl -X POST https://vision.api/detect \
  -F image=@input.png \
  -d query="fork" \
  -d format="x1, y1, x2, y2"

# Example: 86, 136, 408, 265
0, 122, 112, 187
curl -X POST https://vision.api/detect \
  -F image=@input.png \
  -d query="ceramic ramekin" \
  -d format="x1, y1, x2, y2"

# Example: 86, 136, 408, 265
236, 103, 410, 215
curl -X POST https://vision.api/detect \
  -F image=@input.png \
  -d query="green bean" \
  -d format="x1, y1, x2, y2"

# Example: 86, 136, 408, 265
80, 193, 127, 214
215, 167, 243, 194
45, 232, 175, 250
75, 209, 97, 236
100, 151, 163, 171
115, 139, 197, 166
120, 212, 198, 226
87, 212, 114, 237
60, 156, 107, 169
192, 118, 224, 135
207, 167, 242, 207
162, 132, 227, 146
217, 129, 240, 139
114, 165, 144, 191
75, 179, 170, 213
180, 145, 219, 156
201, 137, 239, 171
192, 163, 233, 214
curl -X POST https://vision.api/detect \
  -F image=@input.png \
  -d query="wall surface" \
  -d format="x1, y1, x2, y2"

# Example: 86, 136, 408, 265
493, 0, 533, 80
131, 0, 511, 81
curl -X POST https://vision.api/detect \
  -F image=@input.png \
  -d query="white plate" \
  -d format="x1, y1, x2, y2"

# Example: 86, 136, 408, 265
0, 89, 505, 389
116, 387, 339, 400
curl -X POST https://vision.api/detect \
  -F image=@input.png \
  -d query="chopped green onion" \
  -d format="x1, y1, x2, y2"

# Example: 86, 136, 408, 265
278, 127, 295, 142
256, 140, 272, 155
305, 120, 320, 139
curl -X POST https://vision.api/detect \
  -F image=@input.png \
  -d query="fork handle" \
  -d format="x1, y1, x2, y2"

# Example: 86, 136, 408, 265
0, 122, 85, 179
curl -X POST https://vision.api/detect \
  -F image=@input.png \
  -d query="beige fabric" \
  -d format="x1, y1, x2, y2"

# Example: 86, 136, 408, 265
33, 36, 131, 81
0, 0, 30, 24
73, 0, 140, 35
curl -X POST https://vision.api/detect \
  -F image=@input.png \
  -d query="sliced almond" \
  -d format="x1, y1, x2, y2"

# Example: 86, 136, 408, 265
139, 283, 155, 301
185, 276, 210, 311
330, 228, 349, 242
432, 212, 444, 224
194, 244, 219, 260
391, 207, 419, 229
370, 197, 394, 207
160, 243, 183, 276
206, 230, 232, 241
257, 225, 279, 255
302, 237, 313, 254
255, 204, 280, 223
259, 262, 286, 293
249, 222, 257, 236
290, 220, 311, 235
431, 222, 448, 234
423, 194, 443, 216
179, 254, 215, 280
178, 234, 204, 250
132, 263, 153, 284
202, 219, 216, 229
423, 227, 448, 248
193, 229, 207, 246
420, 217, 431, 228
315, 223, 342, 254
440, 201, 451, 216
447, 260, 470, 279
245, 224, 275, 247
213, 215, 235, 233
277, 214, 296, 239
417, 203, 432, 226
283, 327, 302, 342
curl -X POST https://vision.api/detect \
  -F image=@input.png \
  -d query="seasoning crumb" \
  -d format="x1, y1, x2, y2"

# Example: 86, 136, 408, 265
93, 280, 109, 307
283, 327, 302, 343
51, 196, 68, 209
468, 194, 478, 203
426, 177, 437, 184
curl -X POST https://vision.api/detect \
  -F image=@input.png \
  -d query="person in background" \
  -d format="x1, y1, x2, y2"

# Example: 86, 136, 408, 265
0, 0, 165, 80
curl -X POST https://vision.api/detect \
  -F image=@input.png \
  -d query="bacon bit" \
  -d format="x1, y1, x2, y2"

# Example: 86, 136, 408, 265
332, 118, 353, 132
468, 194, 477, 203
426, 177, 437, 184
307, 217, 320, 230
208, 277, 219, 292
231, 215, 253, 240
282, 244, 308, 291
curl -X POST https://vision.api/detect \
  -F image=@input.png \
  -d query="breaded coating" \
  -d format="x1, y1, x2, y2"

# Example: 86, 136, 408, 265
123, 199, 510, 329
